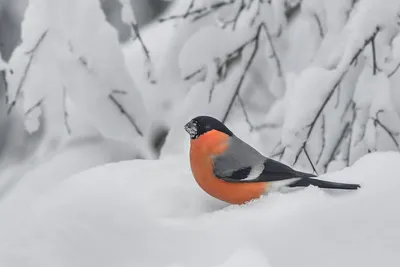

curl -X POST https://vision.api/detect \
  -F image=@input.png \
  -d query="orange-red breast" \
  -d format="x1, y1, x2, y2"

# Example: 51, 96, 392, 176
184, 116, 360, 205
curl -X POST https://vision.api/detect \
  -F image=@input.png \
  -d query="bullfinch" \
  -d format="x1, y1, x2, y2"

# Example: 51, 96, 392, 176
184, 115, 360, 205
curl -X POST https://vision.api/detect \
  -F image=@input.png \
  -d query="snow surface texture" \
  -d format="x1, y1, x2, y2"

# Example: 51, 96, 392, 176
0, 151, 399, 267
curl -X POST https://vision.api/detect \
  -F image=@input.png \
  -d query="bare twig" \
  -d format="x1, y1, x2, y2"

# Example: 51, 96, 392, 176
264, 22, 284, 80
24, 31, 48, 54
63, 87, 71, 135
345, 103, 356, 166
7, 30, 48, 115
208, 80, 216, 102
371, 110, 400, 149
184, 21, 266, 81
316, 114, 326, 165
323, 122, 351, 171
313, 13, 324, 38
250, 0, 262, 26
350, 28, 379, 65
158, 0, 235, 22
222, 23, 265, 123
220, 0, 246, 30
251, 122, 280, 131
237, 94, 254, 130
24, 98, 44, 116
388, 61, 400, 77
335, 84, 341, 109
303, 146, 318, 175
183, 0, 196, 18
270, 149, 285, 159
341, 99, 354, 121
112, 89, 127, 95
109, 93, 143, 136
131, 22, 155, 83
371, 36, 377, 75
1, 70, 7, 104
293, 85, 337, 165
270, 141, 285, 159
184, 68, 204, 81
293, 28, 379, 166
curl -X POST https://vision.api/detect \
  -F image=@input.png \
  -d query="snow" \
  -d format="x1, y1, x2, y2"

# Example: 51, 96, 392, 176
281, 67, 337, 147
179, 25, 253, 79
0, 151, 399, 267
1, 0, 400, 267
6, 0, 152, 157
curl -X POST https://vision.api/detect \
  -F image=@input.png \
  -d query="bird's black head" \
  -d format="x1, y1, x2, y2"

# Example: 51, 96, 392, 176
184, 116, 233, 139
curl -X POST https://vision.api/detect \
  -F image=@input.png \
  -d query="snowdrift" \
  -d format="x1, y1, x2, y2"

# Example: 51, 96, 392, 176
0, 151, 399, 267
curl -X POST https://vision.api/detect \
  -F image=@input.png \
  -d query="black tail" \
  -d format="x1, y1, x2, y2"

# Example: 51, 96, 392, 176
288, 171, 360, 190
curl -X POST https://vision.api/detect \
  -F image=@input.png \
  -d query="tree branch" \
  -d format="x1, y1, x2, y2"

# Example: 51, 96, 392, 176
109, 93, 143, 136
371, 110, 400, 149
251, 122, 280, 131
371, 36, 377, 75
63, 87, 71, 135
388, 61, 400, 77
131, 22, 155, 84
221, 23, 264, 123
323, 122, 351, 171
7, 30, 49, 115
315, 114, 326, 165
237, 94, 254, 131
303, 146, 318, 175
24, 98, 44, 116
220, 0, 246, 30
1, 70, 7, 104
293, 28, 379, 166
313, 13, 324, 38
158, 0, 235, 22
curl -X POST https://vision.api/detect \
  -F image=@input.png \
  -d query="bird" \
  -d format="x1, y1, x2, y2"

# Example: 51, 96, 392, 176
184, 115, 361, 205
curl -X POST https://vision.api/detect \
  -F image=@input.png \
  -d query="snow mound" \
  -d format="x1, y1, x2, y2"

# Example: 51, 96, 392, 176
0, 151, 400, 267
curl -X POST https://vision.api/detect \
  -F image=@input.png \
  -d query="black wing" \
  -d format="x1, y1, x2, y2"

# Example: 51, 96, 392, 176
216, 158, 316, 183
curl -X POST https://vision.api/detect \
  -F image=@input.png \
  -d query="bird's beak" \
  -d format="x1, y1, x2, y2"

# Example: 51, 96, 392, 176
184, 121, 197, 138
184, 121, 194, 134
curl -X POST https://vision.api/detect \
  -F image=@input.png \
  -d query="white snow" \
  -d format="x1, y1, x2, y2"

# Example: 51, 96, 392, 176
281, 66, 337, 147
1, 0, 400, 267
6, 0, 152, 158
0, 151, 399, 267
178, 25, 253, 79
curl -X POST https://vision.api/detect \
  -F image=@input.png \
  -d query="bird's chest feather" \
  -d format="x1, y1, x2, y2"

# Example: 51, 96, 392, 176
189, 131, 266, 205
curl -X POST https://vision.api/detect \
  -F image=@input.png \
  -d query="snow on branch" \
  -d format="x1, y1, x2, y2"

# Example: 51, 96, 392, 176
7, 30, 48, 115
159, 0, 400, 166
108, 92, 143, 136
119, 0, 155, 84
4, 0, 154, 158
282, 27, 380, 170
222, 22, 265, 123
158, 0, 236, 22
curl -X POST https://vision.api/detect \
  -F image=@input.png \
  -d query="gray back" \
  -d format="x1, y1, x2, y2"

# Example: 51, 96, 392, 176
212, 135, 266, 178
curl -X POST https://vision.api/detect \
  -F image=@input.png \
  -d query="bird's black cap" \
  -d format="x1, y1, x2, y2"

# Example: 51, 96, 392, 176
184, 115, 233, 139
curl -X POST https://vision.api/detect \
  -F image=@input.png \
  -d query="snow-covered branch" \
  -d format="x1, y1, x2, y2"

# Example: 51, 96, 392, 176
7, 30, 48, 115
158, 0, 236, 22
